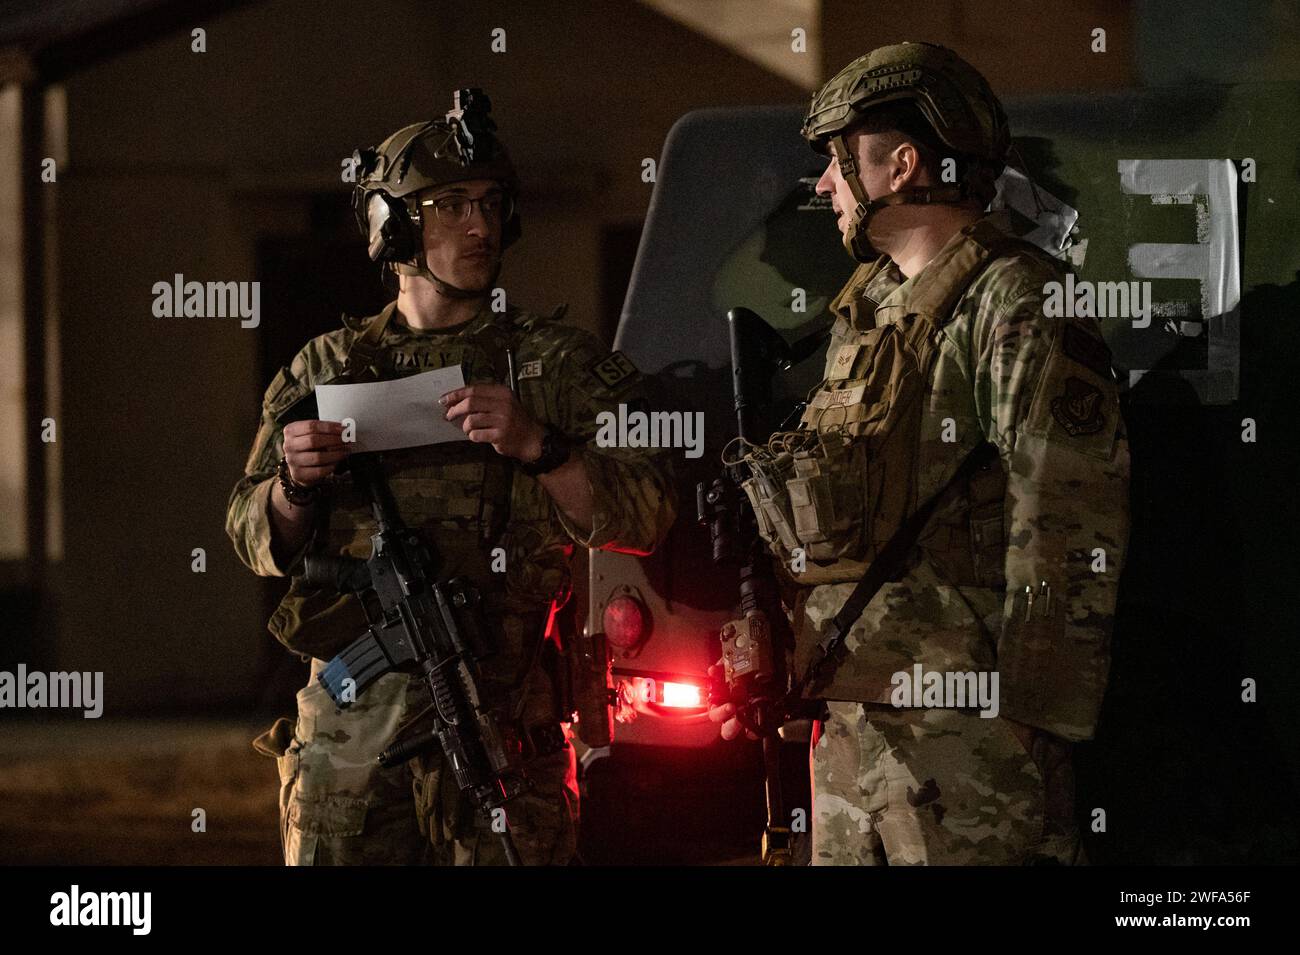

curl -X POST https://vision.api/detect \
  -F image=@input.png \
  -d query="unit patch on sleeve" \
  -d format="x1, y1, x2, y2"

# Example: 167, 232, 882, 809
1051, 376, 1106, 436
589, 351, 637, 389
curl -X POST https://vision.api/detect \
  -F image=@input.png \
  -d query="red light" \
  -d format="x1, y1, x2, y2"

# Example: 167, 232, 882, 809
603, 594, 647, 649
620, 675, 710, 721
661, 682, 702, 708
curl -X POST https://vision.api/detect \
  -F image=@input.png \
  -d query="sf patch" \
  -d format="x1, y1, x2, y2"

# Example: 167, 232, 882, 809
1051, 376, 1106, 436
589, 351, 637, 390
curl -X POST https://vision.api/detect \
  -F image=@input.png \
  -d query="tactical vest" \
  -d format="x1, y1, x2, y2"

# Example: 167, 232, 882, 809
742, 219, 1034, 588
268, 303, 545, 670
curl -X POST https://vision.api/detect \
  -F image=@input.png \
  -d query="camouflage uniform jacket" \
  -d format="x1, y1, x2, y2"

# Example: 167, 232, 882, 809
799, 213, 1130, 741
225, 300, 677, 677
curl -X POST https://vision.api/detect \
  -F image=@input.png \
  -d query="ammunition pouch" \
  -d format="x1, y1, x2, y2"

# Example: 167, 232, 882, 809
738, 217, 1032, 590
741, 435, 863, 565
740, 318, 931, 586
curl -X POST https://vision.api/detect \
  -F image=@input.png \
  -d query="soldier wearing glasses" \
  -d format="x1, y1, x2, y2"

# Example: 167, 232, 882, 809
227, 90, 676, 865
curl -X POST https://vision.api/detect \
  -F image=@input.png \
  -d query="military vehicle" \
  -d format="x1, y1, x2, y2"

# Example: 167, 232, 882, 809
579, 81, 1300, 863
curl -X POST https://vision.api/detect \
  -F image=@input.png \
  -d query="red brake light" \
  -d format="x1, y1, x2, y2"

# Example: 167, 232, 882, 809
617, 673, 710, 722
661, 682, 702, 708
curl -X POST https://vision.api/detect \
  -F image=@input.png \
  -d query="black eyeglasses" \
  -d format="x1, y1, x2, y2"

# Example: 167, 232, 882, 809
420, 192, 514, 225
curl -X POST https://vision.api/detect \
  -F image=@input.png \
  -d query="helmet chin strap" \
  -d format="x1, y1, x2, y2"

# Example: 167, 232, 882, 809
830, 135, 969, 262
394, 255, 502, 300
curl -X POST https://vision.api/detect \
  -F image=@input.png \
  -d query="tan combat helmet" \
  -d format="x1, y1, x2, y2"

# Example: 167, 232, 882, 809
802, 42, 1010, 261
352, 88, 520, 296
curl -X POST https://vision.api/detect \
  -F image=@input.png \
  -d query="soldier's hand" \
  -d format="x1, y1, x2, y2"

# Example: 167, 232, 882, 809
441, 383, 546, 462
707, 664, 758, 742
282, 420, 350, 486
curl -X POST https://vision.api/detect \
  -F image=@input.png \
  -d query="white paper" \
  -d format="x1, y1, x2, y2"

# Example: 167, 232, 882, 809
314, 366, 468, 452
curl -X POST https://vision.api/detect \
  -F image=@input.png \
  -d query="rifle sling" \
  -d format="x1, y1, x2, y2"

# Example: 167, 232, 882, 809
798, 440, 1000, 699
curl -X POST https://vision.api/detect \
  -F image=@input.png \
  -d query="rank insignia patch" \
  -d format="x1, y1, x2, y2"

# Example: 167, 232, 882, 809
1051, 376, 1106, 436
590, 351, 637, 389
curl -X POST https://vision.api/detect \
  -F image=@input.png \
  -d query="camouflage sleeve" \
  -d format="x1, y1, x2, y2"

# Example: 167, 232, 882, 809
224, 347, 320, 577
524, 327, 677, 555
973, 270, 1131, 741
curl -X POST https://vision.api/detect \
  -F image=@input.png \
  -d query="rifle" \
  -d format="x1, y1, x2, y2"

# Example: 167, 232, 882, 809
304, 453, 529, 866
697, 306, 827, 865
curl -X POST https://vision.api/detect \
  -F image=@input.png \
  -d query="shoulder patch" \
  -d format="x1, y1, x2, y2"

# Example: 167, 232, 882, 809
589, 351, 638, 389
264, 366, 302, 414
265, 365, 318, 425
1051, 377, 1105, 437
1062, 323, 1113, 379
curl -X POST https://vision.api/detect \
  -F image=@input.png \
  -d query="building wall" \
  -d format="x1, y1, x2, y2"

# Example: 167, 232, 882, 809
0, 84, 23, 559
820, 0, 1138, 90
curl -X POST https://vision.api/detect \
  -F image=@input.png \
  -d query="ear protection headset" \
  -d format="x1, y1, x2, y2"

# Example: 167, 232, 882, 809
350, 121, 439, 267
351, 90, 520, 282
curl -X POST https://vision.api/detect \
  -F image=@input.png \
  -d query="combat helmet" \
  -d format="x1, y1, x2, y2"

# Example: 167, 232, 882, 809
352, 88, 520, 296
802, 42, 1009, 261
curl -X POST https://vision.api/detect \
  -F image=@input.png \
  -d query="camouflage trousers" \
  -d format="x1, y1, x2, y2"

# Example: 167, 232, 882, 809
256, 657, 579, 866
811, 703, 1083, 865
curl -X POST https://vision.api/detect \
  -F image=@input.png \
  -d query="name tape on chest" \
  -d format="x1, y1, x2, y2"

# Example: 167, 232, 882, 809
518, 359, 543, 380
811, 383, 867, 409
392, 349, 459, 372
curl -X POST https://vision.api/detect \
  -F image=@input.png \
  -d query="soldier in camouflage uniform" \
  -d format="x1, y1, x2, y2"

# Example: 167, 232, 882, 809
227, 92, 676, 865
711, 43, 1129, 864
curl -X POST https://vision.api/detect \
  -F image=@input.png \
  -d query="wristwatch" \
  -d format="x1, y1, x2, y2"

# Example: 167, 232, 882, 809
519, 425, 572, 477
